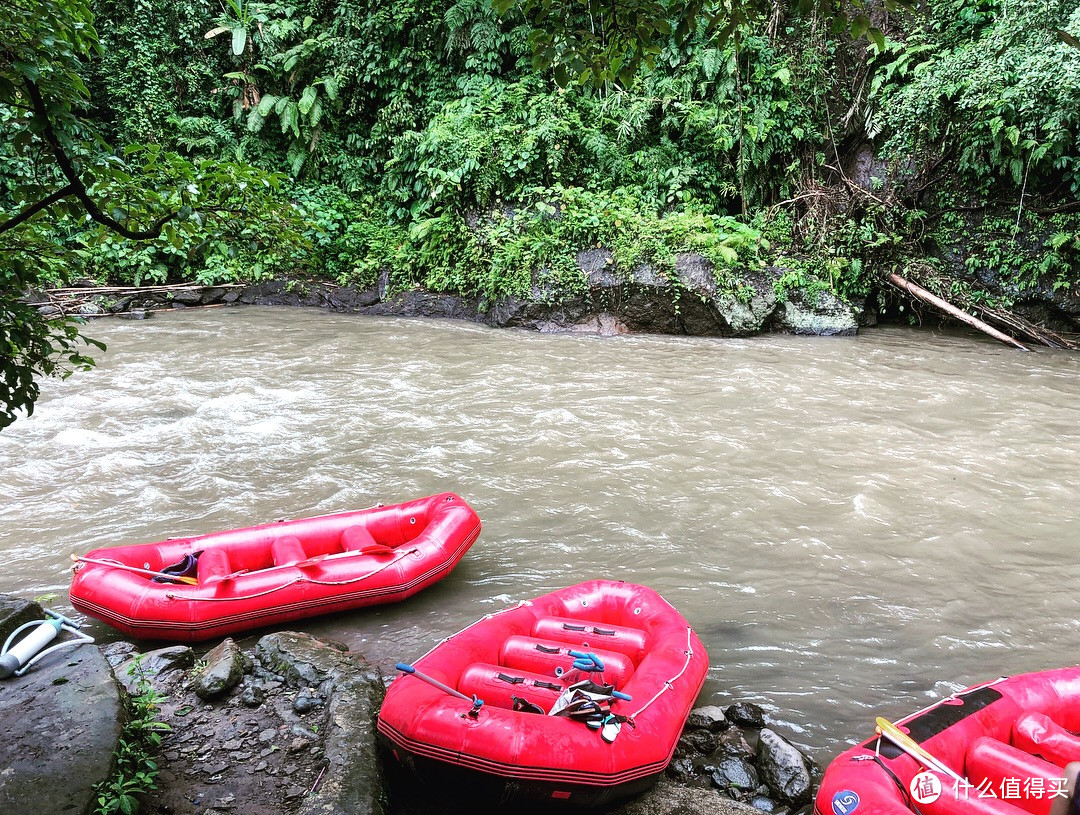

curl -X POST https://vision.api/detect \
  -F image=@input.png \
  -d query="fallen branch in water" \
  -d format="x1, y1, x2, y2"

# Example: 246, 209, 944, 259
975, 306, 1077, 350
887, 272, 1032, 352
45, 283, 244, 295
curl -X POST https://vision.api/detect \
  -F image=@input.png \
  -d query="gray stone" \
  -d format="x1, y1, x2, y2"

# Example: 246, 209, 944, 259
116, 645, 195, 692
77, 302, 105, 316
631, 262, 670, 288
714, 271, 780, 336
328, 286, 380, 310
578, 248, 618, 287
607, 776, 759, 815
750, 795, 780, 813
688, 705, 731, 732
36, 304, 62, 317
293, 692, 324, 714
201, 287, 227, 304
193, 638, 247, 701
771, 288, 858, 337
240, 678, 266, 708
101, 641, 139, 667
675, 252, 718, 298
680, 729, 720, 754
298, 665, 387, 815
107, 295, 134, 312
117, 309, 153, 320
711, 757, 760, 792
367, 291, 483, 321
726, 702, 767, 729
0, 641, 122, 815
0, 595, 43, 643
255, 631, 349, 689
716, 728, 755, 759
668, 755, 698, 782
755, 728, 812, 807
171, 288, 204, 305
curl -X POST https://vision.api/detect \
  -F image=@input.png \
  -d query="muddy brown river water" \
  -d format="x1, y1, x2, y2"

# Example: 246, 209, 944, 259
1, 307, 1078, 761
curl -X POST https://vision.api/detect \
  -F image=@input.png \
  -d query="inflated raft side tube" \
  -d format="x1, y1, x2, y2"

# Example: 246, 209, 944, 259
69, 493, 481, 641
816, 668, 1080, 815
376, 579, 709, 807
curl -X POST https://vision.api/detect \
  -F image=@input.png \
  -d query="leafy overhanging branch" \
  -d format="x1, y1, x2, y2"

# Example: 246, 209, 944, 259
0, 79, 178, 239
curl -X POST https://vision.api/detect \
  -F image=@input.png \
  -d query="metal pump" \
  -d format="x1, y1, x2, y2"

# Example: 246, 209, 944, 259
0, 609, 94, 679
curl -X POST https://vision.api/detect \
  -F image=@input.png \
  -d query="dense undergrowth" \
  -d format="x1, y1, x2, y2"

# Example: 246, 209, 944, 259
5, 0, 1080, 313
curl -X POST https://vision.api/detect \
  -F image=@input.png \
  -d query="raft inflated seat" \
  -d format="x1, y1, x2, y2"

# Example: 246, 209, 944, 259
1013, 711, 1080, 766
196, 547, 232, 583
498, 635, 635, 688
341, 525, 383, 553
531, 616, 648, 663
458, 664, 566, 710
271, 535, 307, 566
965, 737, 1060, 815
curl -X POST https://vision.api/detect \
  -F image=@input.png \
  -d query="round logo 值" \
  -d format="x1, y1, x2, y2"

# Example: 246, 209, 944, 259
910, 771, 943, 804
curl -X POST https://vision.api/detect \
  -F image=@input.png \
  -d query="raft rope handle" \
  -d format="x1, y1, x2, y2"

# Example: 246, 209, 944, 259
165, 548, 419, 602
627, 625, 695, 722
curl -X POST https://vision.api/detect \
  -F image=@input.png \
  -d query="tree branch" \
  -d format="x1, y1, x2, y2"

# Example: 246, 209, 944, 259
0, 183, 77, 235
21, 78, 177, 240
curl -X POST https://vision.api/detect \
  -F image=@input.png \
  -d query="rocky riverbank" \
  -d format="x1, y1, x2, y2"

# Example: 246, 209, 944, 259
30, 249, 869, 338
0, 595, 821, 815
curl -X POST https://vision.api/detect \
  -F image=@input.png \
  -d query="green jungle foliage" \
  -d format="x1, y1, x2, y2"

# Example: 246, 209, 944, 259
65, 0, 847, 295
3, 0, 1080, 426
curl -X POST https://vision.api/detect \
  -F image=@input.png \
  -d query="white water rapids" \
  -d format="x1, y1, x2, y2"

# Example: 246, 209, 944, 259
1, 307, 1078, 761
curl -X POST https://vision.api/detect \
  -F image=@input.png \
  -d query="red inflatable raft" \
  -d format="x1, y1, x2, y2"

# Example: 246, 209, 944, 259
377, 580, 709, 807
69, 492, 481, 641
816, 668, 1080, 815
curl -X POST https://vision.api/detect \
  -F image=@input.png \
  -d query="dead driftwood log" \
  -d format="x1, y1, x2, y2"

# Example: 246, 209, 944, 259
38, 283, 240, 318
887, 272, 1032, 352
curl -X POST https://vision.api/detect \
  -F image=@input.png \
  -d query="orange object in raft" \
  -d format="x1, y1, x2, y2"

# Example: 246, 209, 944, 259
69, 492, 481, 641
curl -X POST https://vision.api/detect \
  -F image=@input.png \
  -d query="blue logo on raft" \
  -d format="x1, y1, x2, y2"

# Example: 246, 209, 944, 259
832, 790, 860, 815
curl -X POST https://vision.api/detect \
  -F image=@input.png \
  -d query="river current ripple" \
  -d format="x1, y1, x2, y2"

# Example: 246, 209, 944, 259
1, 307, 1078, 760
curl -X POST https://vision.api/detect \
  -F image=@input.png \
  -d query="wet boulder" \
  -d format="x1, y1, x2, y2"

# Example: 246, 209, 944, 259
715, 727, 756, 760
256, 631, 349, 688
771, 288, 858, 336
755, 728, 813, 807
116, 645, 194, 692
608, 776, 759, 815
0, 596, 43, 642
681, 728, 721, 754
712, 756, 760, 793
688, 705, 731, 732
726, 701, 767, 729
714, 270, 781, 336
193, 637, 248, 700
170, 288, 204, 305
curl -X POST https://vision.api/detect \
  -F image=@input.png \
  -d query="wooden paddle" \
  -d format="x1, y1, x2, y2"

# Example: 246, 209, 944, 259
71, 554, 198, 585
875, 716, 966, 784
294, 544, 397, 568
